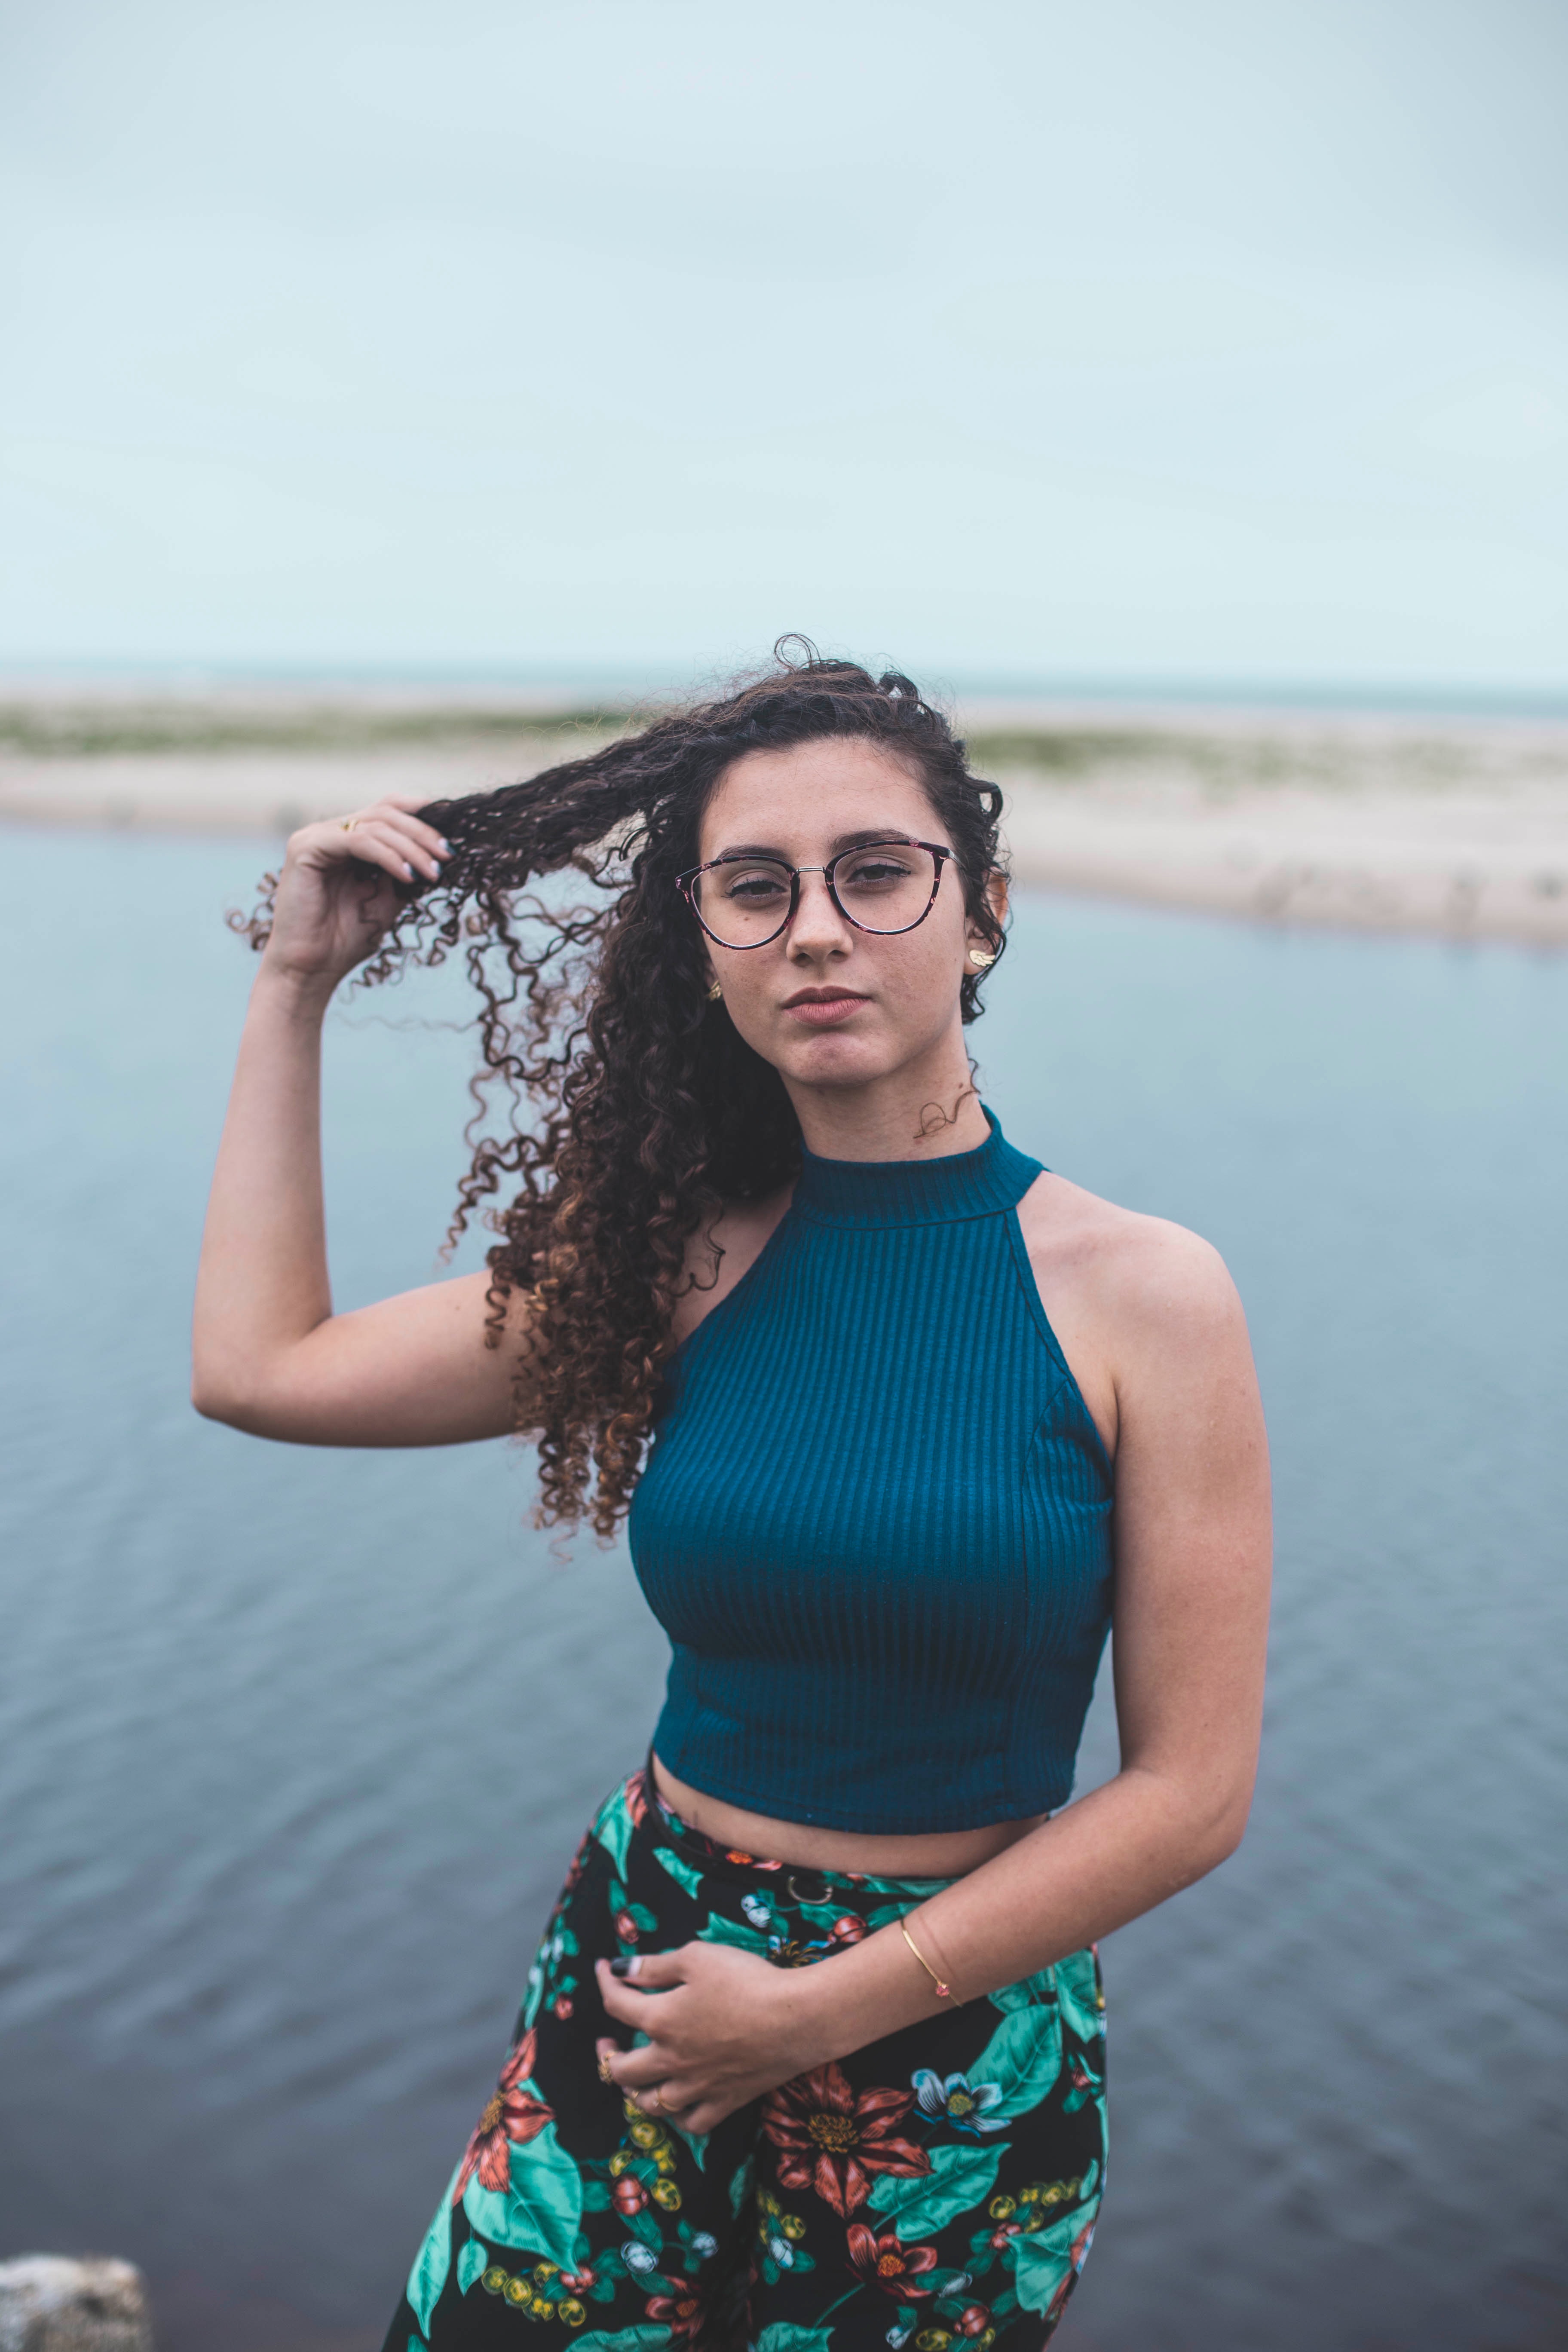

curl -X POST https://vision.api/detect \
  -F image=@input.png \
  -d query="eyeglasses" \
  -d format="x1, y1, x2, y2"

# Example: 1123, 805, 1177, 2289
676, 837, 953, 951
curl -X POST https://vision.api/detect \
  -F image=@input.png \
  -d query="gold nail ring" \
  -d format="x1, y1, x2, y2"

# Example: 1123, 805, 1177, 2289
596, 2052, 616, 2086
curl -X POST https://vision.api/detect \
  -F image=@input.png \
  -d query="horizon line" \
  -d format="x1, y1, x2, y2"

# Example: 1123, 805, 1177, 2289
3, 656, 1568, 723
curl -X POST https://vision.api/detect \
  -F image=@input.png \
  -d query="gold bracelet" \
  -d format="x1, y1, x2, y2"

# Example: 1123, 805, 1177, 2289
899, 1914, 956, 2002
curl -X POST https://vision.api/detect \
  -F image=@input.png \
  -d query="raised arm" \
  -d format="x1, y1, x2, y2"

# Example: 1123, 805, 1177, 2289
192, 797, 530, 1448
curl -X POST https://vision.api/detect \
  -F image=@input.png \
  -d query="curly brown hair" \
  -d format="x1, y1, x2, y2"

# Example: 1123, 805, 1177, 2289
242, 643, 1009, 1534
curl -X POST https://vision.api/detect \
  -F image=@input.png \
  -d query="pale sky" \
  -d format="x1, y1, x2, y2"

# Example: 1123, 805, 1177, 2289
4, 0, 1568, 695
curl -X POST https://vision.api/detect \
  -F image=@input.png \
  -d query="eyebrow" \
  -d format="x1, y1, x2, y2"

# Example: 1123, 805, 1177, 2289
710, 828, 925, 861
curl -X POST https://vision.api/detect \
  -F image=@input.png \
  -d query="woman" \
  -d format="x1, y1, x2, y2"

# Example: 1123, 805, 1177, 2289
194, 650, 1271, 2352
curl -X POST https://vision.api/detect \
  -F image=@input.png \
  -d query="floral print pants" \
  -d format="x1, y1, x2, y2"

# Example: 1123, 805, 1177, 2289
383, 1770, 1106, 2352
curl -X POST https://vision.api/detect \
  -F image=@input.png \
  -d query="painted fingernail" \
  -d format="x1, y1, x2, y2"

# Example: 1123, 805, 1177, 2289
608, 1957, 634, 1978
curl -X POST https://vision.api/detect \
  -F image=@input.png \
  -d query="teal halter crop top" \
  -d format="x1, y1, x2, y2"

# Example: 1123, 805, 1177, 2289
626, 1109, 1115, 1834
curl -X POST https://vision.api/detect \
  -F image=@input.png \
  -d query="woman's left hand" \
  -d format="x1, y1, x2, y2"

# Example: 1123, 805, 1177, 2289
594, 1944, 828, 2134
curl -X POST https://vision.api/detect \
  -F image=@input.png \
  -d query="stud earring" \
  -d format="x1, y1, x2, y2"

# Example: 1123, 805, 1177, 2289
707, 979, 723, 1000
967, 947, 996, 968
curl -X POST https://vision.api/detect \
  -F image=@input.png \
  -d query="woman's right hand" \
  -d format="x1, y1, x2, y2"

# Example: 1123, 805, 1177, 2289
196, 787, 529, 1451
261, 793, 450, 991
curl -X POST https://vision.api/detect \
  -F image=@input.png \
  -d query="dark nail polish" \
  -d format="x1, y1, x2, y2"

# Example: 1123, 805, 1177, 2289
609, 1957, 633, 1978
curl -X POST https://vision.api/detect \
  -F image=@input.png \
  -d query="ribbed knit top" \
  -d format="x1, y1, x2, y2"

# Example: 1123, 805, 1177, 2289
626, 1108, 1115, 1833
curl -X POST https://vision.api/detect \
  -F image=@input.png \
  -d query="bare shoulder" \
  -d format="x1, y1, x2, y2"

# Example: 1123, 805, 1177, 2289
1015, 1173, 1250, 1446
1020, 1171, 1239, 1315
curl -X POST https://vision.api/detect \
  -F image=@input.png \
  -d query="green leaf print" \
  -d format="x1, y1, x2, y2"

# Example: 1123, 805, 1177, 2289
962, 2230, 998, 2279
968, 2006, 1063, 2119
523, 1963, 546, 2030
461, 2120, 584, 2272
575, 2330, 674, 2352
625, 2205, 664, 2251
652, 1845, 707, 1901
794, 1899, 854, 1935
988, 1969, 1055, 2015
1053, 1947, 1103, 2044
755, 2327, 835, 2352
592, 1786, 637, 1881
1011, 2203, 1097, 2316
868, 2142, 1007, 2237
728, 2157, 756, 2217
405, 2160, 460, 2336
456, 2238, 488, 2295
862, 1870, 950, 1898
1062, 2055, 1103, 2116
700, 1911, 771, 1956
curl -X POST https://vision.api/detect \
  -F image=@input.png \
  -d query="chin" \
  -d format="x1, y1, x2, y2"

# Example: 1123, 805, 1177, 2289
781, 1040, 894, 1087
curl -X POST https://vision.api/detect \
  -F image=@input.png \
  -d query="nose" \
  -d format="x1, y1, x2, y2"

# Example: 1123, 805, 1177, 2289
786, 867, 854, 959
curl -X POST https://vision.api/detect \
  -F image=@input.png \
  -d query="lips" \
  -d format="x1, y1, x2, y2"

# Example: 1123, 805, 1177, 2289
783, 993, 868, 1027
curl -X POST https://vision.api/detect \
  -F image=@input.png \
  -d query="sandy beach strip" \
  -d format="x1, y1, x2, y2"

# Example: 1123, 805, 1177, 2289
987, 702, 1568, 947
3, 688, 1566, 947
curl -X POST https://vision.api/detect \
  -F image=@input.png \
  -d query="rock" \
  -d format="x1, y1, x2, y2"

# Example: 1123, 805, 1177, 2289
0, 2257, 152, 2352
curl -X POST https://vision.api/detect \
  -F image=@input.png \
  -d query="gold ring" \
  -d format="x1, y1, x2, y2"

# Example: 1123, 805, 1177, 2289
596, 2052, 616, 2086
650, 2086, 669, 2114
340, 818, 358, 832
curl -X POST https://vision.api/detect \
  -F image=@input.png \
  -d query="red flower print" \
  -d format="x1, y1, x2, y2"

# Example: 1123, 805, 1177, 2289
845, 2224, 939, 2299
644, 2275, 704, 2342
553, 1994, 574, 2020
453, 2031, 553, 2200
762, 2063, 929, 2217
826, 1915, 868, 1949
613, 1910, 640, 1945
612, 2175, 648, 2216
956, 2304, 993, 2336
625, 1771, 652, 1829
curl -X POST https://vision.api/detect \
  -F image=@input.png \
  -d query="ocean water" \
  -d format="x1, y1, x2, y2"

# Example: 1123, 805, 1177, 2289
0, 830, 1564, 2352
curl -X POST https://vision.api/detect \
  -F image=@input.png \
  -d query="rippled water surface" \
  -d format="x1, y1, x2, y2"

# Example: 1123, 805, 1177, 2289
2, 830, 1565, 2352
